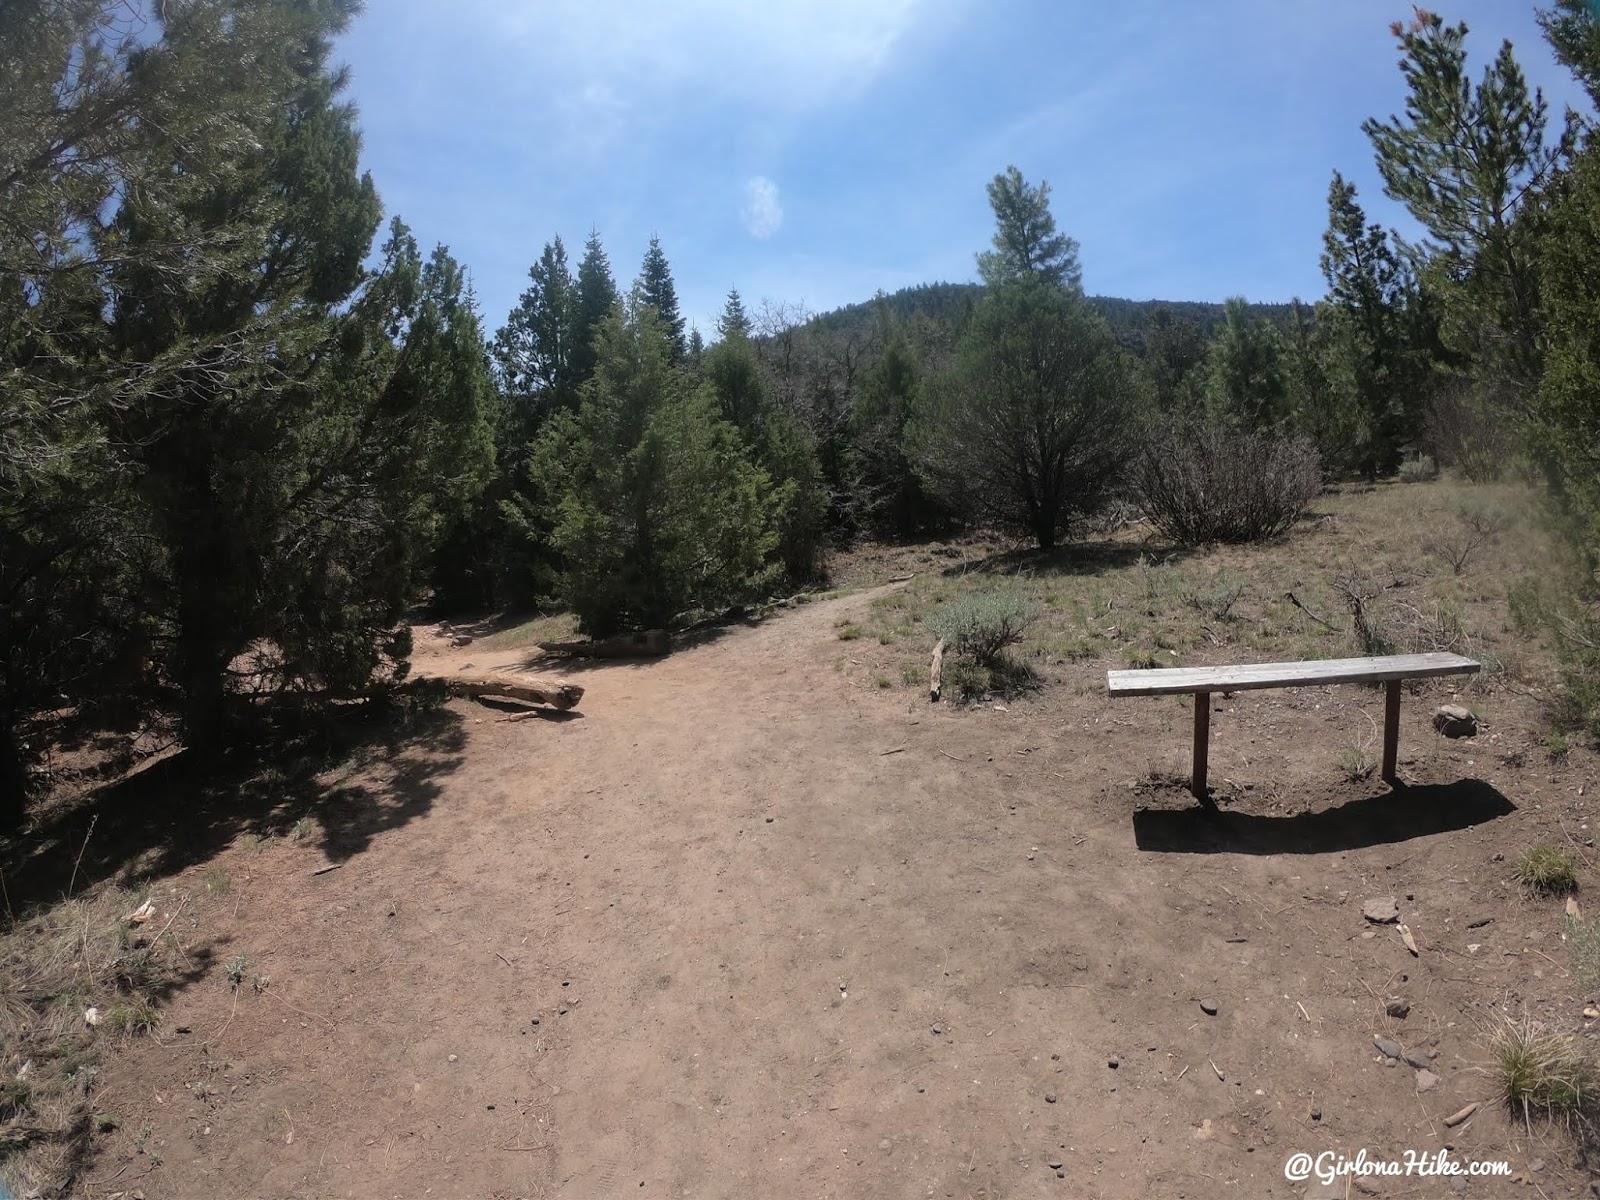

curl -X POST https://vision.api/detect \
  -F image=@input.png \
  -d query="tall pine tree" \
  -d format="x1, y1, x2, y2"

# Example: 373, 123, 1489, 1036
635, 235, 686, 362
573, 229, 620, 387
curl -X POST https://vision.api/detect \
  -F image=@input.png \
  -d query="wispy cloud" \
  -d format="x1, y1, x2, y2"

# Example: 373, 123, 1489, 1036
469, 0, 949, 116
741, 177, 783, 240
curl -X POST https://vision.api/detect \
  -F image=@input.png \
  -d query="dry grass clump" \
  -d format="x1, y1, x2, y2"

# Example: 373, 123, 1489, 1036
1, 886, 185, 1197
1490, 1014, 1599, 1130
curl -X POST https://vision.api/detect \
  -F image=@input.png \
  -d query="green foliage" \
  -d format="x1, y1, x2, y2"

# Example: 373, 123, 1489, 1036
851, 322, 944, 539
531, 305, 782, 635
926, 589, 1040, 669
913, 278, 1144, 550
976, 166, 1082, 291
1141, 305, 1208, 412
1363, 11, 1560, 404
717, 287, 752, 341
1204, 297, 1287, 430
1398, 453, 1438, 483
572, 230, 620, 387
635, 235, 686, 362
1316, 174, 1429, 476
1515, 845, 1578, 894
1564, 914, 1600, 994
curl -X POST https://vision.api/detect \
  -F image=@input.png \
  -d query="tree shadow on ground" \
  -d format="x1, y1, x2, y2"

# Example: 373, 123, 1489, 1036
1131, 779, 1516, 855
941, 537, 1193, 581
2, 701, 468, 912
514, 620, 744, 675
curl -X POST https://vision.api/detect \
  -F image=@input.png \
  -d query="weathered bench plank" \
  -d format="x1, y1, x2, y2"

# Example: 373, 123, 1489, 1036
1106, 652, 1480, 799
1106, 652, 1479, 698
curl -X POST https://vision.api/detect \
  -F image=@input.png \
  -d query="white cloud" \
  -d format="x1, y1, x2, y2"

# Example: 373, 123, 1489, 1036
469, 0, 954, 114
742, 177, 783, 240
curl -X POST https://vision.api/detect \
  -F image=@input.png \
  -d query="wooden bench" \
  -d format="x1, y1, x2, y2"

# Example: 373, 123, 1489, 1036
1106, 652, 1481, 799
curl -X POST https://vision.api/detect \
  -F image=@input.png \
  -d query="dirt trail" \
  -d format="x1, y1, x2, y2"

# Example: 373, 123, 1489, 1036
93, 588, 1589, 1198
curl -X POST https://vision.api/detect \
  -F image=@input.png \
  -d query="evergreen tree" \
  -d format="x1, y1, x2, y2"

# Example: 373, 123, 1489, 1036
572, 229, 620, 386
914, 278, 1143, 550
717, 287, 752, 340
495, 236, 578, 437
530, 305, 781, 635
686, 325, 705, 374
976, 166, 1082, 292
635, 234, 686, 362
1141, 305, 1208, 412
1540, 0, 1600, 111
1204, 298, 1287, 431
853, 321, 938, 538
1362, 11, 1563, 403
1315, 172, 1421, 476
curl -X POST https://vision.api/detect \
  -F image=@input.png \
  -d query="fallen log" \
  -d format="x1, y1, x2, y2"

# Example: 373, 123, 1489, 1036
538, 629, 671, 659
930, 639, 945, 703
415, 673, 584, 711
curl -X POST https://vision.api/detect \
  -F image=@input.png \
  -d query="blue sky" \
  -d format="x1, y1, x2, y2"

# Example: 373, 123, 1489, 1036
336, 1, 1591, 338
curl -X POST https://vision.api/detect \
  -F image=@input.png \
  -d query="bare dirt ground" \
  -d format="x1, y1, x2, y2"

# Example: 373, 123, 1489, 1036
67, 577, 1599, 1199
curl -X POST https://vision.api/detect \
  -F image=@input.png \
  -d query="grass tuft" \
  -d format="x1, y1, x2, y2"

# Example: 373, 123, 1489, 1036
1490, 1014, 1599, 1127
1515, 845, 1578, 895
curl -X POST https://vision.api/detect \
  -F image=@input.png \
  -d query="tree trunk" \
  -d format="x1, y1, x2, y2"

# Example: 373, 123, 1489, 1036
0, 709, 28, 834
175, 577, 232, 756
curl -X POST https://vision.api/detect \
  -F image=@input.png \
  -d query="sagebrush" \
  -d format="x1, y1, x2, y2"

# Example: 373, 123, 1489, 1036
927, 589, 1040, 668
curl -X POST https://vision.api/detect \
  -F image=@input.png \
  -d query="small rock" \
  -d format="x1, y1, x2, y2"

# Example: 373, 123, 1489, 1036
1047, 1159, 1063, 1169
1415, 1068, 1441, 1092
1385, 999, 1410, 1019
1373, 1035, 1403, 1060
878, 1138, 891, 1151
1403, 1048, 1433, 1069
1432, 705, 1477, 738
448, 1054, 458, 1063
1309, 1106, 1322, 1122
1200, 999, 1218, 1016
931, 1025, 942, 1035
1362, 897, 1400, 924
451, 633, 473, 647
1107, 1057, 1119, 1069
1044, 1092, 1057, 1104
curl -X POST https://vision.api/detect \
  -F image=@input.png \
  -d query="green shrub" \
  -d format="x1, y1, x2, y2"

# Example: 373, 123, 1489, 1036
926, 589, 1040, 668
1399, 452, 1439, 483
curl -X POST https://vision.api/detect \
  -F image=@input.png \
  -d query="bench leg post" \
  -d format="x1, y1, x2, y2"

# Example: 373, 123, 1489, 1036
1192, 691, 1211, 800
1382, 679, 1401, 783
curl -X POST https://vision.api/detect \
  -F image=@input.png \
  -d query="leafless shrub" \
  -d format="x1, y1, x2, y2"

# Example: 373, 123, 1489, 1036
1424, 500, 1510, 575
1135, 423, 1321, 545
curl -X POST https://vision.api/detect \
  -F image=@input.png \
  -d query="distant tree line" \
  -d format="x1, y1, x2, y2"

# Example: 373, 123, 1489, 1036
7, 0, 1600, 826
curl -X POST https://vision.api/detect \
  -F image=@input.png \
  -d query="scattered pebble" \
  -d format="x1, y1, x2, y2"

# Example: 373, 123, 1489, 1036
1403, 1048, 1433, 1069
1415, 1068, 1441, 1093
1310, 1106, 1322, 1122
1107, 1057, 1119, 1069
448, 1054, 458, 1063
1044, 1092, 1057, 1104
1047, 1159, 1063, 1170
1373, 1035, 1402, 1060
1200, 999, 1218, 1016
1385, 999, 1410, 1019
878, 1138, 891, 1152
931, 1025, 942, 1036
